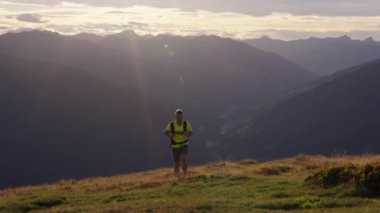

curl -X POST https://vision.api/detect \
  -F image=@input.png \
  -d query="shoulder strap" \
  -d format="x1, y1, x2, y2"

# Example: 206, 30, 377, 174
171, 121, 187, 133
170, 122, 175, 133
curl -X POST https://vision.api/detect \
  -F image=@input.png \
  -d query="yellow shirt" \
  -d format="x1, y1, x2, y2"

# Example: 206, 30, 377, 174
165, 121, 193, 144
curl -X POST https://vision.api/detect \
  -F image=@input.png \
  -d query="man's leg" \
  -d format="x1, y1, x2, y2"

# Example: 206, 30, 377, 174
172, 148, 181, 178
181, 153, 188, 176
180, 146, 189, 176
174, 162, 180, 178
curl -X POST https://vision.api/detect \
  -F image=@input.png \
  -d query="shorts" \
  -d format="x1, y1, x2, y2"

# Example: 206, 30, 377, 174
172, 145, 188, 163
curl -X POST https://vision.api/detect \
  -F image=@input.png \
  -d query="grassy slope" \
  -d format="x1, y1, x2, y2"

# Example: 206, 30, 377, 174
1, 155, 380, 213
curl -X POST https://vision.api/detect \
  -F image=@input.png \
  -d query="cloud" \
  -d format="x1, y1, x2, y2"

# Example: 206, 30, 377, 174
105, 11, 139, 15
0, 1, 380, 41
128, 21, 148, 27
3, 0, 380, 16
0, 0, 60, 6
16, 13, 46, 23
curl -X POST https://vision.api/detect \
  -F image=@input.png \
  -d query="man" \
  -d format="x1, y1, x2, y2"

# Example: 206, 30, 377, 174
164, 109, 193, 178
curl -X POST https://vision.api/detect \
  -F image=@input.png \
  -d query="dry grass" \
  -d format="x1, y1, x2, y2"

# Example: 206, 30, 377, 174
2, 155, 379, 197
1, 155, 380, 212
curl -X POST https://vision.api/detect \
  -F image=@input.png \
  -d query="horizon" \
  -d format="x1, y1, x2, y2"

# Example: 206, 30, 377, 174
2, 29, 379, 42
0, 0, 380, 40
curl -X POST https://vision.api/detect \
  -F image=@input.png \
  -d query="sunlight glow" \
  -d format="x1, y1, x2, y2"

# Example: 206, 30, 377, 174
0, 1, 380, 40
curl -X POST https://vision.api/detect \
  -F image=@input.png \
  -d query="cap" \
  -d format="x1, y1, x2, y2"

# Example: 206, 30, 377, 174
175, 109, 183, 114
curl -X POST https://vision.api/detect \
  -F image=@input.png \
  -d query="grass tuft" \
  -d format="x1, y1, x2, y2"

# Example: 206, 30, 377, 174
238, 159, 257, 165
259, 166, 293, 175
31, 197, 65, 208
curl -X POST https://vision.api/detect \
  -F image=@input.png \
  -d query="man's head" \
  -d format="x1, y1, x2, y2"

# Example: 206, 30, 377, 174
175, 109, 183, 122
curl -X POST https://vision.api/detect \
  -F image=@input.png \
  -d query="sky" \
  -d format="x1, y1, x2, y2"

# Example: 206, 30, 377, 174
0, 0, 380, 40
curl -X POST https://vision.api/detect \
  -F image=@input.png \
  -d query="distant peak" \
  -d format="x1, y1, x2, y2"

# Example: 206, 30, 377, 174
71, 32, 103, 41
364, 37, 375, 42
7, 29, 57, 36
307, 37, 318, 41
1, 29, 62, 40
110, 30, 140, 39
119, 30, 138, 36
339, 35, 351, 41
24, 29, 59, 35
259, 35, 272, 40
74, 32, 97, 36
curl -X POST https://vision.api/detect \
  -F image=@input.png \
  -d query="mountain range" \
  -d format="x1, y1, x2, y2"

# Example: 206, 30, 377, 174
1, 30, 380, 188
0, 30, 316, 188
0, 53, 172, 188
244, 36, 380, 76
222, 58, 380, 160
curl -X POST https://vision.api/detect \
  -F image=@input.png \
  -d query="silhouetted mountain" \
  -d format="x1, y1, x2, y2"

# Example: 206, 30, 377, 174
0, 30, 316, 108
106, 30, 141, 40
364, 37, 375, 43
70, 33, 104, 42
0, 54, 171, 188
223, 59, 380, 160
100, 32, 316, 105
0, 30, 138, 85
0, 30, 317, 188
245, 36, 380, 75
0, 30, 318, 127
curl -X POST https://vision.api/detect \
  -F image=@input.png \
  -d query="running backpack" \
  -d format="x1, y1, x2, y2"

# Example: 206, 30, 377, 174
170, 121, 187, 134
170, 121, 188, 147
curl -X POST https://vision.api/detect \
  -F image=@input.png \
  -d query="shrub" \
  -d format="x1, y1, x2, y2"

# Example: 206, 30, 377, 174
271, 192, 289, 198
356, 164, 380, 196
305, 164, 357, 187
305, 163, 380, 197
32, 197, 64, 208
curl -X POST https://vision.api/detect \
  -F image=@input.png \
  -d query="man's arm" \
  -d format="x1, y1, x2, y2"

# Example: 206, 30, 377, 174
184, 122, 193, 137
184, 131, 193, 137
164, 124, 174, 139
164, 130, 174, 138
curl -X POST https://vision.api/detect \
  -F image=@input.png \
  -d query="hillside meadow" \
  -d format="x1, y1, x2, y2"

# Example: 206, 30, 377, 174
1, 155, 380, 212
